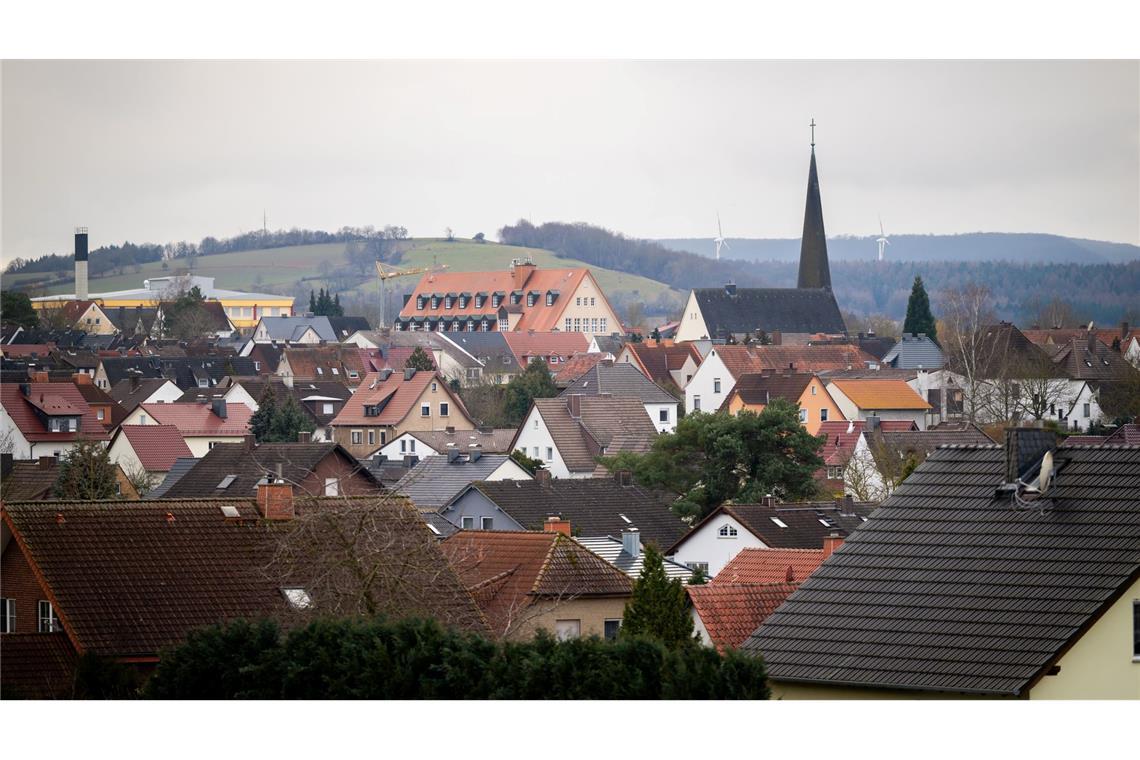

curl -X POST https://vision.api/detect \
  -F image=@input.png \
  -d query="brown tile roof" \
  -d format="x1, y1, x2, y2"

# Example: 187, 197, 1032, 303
0, 382, 109, 442
1049, 336, 1139, 382
408, 427, 518, 454
713, 344, 876, 380
529, 396, 658, 473
108, 378, 177, 410
501, 331, 591, 364
623, 342, 702, 386
2, 495, 487, 658
115, 425, 193, 472
720, 372, 815, 411
441, 531, 632, 637
1, 460, 64, 500
139, 402, 253, 437
712, 548, 826, 585
670, 501, 876, 555
280, 345, 368, 382
0, 633, 78, 699
828, 379, 931, 410
688, 582, 799, 652
553, 352, 610, 385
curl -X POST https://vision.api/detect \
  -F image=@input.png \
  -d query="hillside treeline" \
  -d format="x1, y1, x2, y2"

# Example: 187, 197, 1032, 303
4, 241, 165, 277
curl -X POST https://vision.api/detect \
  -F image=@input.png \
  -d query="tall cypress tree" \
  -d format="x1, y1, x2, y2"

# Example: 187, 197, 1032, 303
309, 290, 317, 314
620, 544, 697, 649
903, 275, 937, 343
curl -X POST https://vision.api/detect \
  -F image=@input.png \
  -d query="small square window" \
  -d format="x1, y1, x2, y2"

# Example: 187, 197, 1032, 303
37, 600, 60, 633
481, 516, 494, 531
421, 403, 431, 417
659, 408, 669, 422
604, 619, 621, 641
322, 403, 334, 415
554, 619, 581, 641
461, 516, 475, 530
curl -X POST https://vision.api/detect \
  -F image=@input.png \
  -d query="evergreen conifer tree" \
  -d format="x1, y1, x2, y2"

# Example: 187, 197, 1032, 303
620, 544, 697, 649
309, 290, 317, 314
903, 276, 937, 343
53, 438, 120, 500
250, 385, 279, 443
405, 346, 435, 372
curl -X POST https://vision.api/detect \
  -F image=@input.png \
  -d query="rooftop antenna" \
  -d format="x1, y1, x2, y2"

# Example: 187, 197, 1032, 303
876, 216, 891, 262
713, 213, 730, 261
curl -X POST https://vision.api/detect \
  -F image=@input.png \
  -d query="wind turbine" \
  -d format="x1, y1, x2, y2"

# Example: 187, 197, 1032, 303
714, 213, 730, 261
876, 216, 891, 262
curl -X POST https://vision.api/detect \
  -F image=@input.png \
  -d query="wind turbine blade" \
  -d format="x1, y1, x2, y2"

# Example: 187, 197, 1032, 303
723, 240, 730, 249
879, 216, 884, 236
717, 212, 723, 238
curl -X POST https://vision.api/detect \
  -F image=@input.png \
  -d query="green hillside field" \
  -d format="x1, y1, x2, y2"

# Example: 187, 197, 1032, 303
13, 239, 679, 306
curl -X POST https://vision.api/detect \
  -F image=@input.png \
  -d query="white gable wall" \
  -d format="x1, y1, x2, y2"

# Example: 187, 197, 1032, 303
511, 406, 590, 479
674, 291, 710, 343
684, 348, 733, 415
670, 514, 766, 577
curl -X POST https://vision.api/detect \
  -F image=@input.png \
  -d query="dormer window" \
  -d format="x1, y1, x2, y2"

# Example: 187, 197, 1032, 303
316, 367, 324, 376
492, 293, 501, 308
475, 294, 485, 308
444, 296, 454, 309
431, 295, 441, 309
417, 295, 426, 311
546, 291, 555, 306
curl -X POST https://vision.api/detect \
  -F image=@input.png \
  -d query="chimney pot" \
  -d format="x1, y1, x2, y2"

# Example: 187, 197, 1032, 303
297, 431, 311, 443
543, 515, 571, 536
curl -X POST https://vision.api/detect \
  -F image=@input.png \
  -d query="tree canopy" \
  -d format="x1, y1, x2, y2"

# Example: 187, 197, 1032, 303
504, 358, 558, 425
405, 346, 435, 372
903, 275, 938, 342
1, 291, 39, 329
603, 400, 825, 521
53, 438, 120, 500
309, 288, 344, 317
250, 385, 315, 443
620, 544, 697, 649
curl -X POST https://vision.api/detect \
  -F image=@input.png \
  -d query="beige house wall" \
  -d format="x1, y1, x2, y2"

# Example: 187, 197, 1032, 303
332, 381, 474, 459
76, 303, 117, 335
509, 596, 629, 641
555, 274, 623, 336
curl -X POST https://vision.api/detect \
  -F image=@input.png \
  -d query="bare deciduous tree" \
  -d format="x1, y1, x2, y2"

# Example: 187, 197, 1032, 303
939, 283, 1001, 423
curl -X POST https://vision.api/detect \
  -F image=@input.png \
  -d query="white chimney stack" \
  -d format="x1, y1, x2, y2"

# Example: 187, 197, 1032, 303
75, 227, 89, 300
621, 527, 641, 558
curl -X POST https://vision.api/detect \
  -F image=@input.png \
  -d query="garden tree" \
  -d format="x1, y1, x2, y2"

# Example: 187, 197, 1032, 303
457, 380, 511, 428
123, 462, 160, 498
405, 346, 435, 372
509, 447, 544, 475
504, 358, 558, 425
602, 399, 825, 521
1013, 351, 1075, 422
939, 282, 1001, 423
841, 444, 891, 503
37, 302, 75, 331
621, 544, 698, 649
310, 288, 344, 317
1098, 370, 1140, 424
145, 616, 770, 699
903, 276, 937, 343
1, 291, 39, 329
161, 285, 215, 341
250, 385, 316, 443
53, 438, 120, 500
249, 385, 279, 442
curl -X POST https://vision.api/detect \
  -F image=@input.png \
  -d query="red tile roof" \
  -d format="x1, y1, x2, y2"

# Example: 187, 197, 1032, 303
116, 425, 193, 472
330, 369, 471, 427
441, 530, 632, 638
712, 344, 876, 380
623, 341, 701, 386
816, 419, 917, 466
688, 582, 799, 652
712, 547, 826, 585
553, 352, 610, 384
0, 382, 109, 442
139, 402, 253, 437
501, 331, 591, 365
0, 344, 54, 358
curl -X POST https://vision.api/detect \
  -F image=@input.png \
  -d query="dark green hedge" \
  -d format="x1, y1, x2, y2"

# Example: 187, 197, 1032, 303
144, 617, 769, 700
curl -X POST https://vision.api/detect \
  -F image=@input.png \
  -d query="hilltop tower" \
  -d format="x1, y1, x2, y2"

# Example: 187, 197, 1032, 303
797, 122, 832, 291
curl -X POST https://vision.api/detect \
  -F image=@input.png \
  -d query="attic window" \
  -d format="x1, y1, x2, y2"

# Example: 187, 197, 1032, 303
331, 367, 339, 375
281, 588, 312, 610
818, 518, 832, 527
718, 524, 738, 538
316, 367, 324, 375
219, 505, 241, 518
619, 513, 632, 524
769, 517, 789, 528
348, 370, 359, 379
216, 475, 238, 490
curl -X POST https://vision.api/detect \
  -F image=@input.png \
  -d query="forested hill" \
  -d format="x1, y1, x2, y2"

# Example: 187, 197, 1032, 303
657, 233, 1140, 264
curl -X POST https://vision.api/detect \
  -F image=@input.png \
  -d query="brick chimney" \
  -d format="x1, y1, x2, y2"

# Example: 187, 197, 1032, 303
71, 372, 92, 385
543, 516, 570, 536
257, 466, 294, 520
567, 393, 582, 419
511, 259, 536, 290
535, 468, 552, 484
31, 371, 50, 383
297, 431, 311, 443
822, 532, 844, 559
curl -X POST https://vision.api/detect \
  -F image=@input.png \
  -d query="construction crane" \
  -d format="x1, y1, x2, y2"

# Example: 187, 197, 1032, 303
375, 261, 449, 328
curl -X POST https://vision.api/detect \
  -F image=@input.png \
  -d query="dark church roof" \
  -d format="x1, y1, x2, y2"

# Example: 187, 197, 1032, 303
797, 146, 831, 290
693, 287, 846, 337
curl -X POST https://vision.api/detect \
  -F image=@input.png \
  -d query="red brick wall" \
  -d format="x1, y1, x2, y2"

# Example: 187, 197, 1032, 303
1, 542, 52, 634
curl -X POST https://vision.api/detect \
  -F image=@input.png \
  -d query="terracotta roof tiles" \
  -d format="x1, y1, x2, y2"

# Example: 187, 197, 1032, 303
116, 425, 193, 472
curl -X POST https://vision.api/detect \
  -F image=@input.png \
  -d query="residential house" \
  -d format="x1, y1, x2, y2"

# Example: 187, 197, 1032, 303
674, 283, 846, 343
825, 378, 933, 430
384, 331, 486, 387
816, 418, 919, 496
441, 530, 633, 640
666, 499, 875, 578
0, 381, 110, 459
53, 300, 118, 336
0, 454, 140, 501
552, 352, 613, 388
153, 301, 237, 339
108, 377, 183, 413
395, 258, 623, 336
711, 545, 832, 585
248, 314, 339, 346
392, 452, 532, 512
511, 395, 659, 479
210, 377, 352, 442
577, 531, 695, 582
684, 343, 874, 415
500, 330, 593, 369
742, 430, 1140, 699
720, 372, 843, 435
104, 305, 159, 338
70, 373, 128, 432
616, 339, 702, 393
0, 491, 484, 697
1045, 334, 1139, 429
275, 345, 368, 387
880, 332, 944, 369
560, 361, 680, 433
329, 369, 474, 459
159, 441, 382, 499
440, 473, 689, 548
120, 401, 253, 457
435, 331, 521, 384
377, 427, 517, 461
688, 581, 801, 652
1060, 421, 1140, 447
95, 355, 258, 392
107, 424, 193, 492
1023, 321, 1140, 369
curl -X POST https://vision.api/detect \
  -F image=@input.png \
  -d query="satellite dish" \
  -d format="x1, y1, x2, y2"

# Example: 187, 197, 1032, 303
1036, 450, 1054, 493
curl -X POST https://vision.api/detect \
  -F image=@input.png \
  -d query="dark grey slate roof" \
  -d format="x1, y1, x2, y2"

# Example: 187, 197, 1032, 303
559, 362, 677, 405
145, 456, 199, 498
693, 287, 846, 337
670, 501, 876, 555
439, 331, 520, 375
458, 477, 689, 549
327, 316, 372, 340
881, 333, 944, 369
393, 454, 522, 510
256, 316, 338, 343
742, 444, 1140, 697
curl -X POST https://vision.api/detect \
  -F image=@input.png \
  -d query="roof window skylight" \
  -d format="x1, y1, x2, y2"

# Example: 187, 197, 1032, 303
770, 517, 789, 528
219, 505, 241, 518
281, 588, 312, 610
217, 474, 237, 490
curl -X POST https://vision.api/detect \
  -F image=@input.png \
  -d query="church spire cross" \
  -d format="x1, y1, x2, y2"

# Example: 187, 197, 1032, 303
810, 118, 816, 148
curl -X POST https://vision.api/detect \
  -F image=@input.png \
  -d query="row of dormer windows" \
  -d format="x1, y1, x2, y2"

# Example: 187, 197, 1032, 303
415, 290, 560, 311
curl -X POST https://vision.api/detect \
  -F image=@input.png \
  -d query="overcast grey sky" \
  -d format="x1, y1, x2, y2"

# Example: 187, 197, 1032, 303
2, 60, 1137, 265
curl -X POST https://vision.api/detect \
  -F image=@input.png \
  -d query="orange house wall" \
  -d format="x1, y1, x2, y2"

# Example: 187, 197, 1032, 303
725, 376, 844, 435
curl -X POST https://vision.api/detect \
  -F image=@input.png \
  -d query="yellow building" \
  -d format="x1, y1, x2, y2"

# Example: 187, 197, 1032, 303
740, 434, 1140, 700
720, 372, 843, 435
32, 275, 293, 331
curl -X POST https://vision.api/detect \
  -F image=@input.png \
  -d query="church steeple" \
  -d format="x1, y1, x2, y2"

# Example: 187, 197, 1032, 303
797, 119, 832, 290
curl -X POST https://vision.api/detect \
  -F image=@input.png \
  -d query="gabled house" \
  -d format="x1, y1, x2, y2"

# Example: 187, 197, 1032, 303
70, 373, 128, 432
329, 369, 474, 459
1, 455, 140, 501
0, 381, 110, 459
217, 377, 352, 441
55, 300, 118, 336
392, 452, 532, 512
511, 395, 659, 479
347, 331, 488, 387
433, 331, 521, 384
107, 424, 193, 490
674, 283, 846, 344
742, 431, 1140, 699
108, 377, 183, 413
688, 582, 800, 653
104, 305, 159, 337
441, 529, 633, 640
500, 330, 593, 369
249, 314, 339, 345
559, 361, 680, 433
552, 352, 613, 388
120, 401, 253, 457
577, 531, 695, 582
825, 378, 933, 430
0, 491, 485, 697
816, 418, 918, 495
880, 332, 943, 369
395, 259, 622, 336
616, 339, 702, 392
440, 473, 689, 548
275, 345, 368, 386
377, 427, 518, 461
720, 372, 842, 435
666, 499, 874, 577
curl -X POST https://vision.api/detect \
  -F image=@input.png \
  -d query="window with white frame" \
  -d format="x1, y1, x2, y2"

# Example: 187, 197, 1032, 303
799, 408, 808, 423
693, 396, 701, 411
532, 446, 539, 458
554, 619, 581, 641
1, 598, 14, 633
827, 465, 844, 479
351, 430, 363, 445
686, 562, 709, 575
96, 408, 105, 421
37, 600, 60, 633
368, 430, 376, 446
421, 403, 431, 417
324, 478, 339, 496
440, 402, 449, 417
481, 516, 494, 531
545, 447, 553, 460
718, 524, 738, 538
461, 516, 475, 530
811, 385, 817, 395
322, 403, 334, 415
